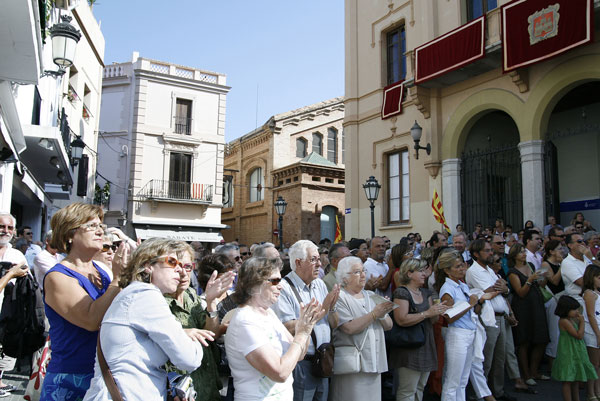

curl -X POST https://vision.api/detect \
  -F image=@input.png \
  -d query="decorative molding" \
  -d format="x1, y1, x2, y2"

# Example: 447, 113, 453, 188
509, 69, 529, 93
407, 85, 431, 119
424, 161, 442, 178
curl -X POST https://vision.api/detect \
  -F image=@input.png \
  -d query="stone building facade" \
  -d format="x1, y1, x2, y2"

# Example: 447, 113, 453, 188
222, 98, 345, 245
344, 0, 600, 242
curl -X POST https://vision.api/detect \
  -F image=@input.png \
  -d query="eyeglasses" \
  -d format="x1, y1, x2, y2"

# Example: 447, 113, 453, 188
350, 269, 366, 275
102, 244, 118, 252
267, 277, 282, 285
307, 256, 320, 264
240, 252, 251, 256
0, 225, 15, 231
233, 256, 242, 262
25, 232, 33, 236
574, 239, 585, 244
156, 256, 196, 272
79, 222, 107, 232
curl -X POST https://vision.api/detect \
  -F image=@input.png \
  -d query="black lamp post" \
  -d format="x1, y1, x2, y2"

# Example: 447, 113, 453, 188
410, 120, 431, 160
70, 135, 85, 166
363, 176, 381, 238
274, 196, 287, 249
42, 15, 82, 78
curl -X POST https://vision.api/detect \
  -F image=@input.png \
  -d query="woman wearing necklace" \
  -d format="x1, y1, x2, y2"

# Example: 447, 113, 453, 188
225, 257, 324, 401
507, 243, 550, 386
582, 265, 600, 400
330, 256, 395, 401
390, 258, 448, 401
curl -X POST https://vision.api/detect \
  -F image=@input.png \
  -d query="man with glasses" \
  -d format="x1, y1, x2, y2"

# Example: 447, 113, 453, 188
273, 240, 340, 401
562, 233, 600, 298
238, 244, 251, 262
523, 230, 543, 271
466, 239, 515, 401
17, 226, 42, 268
215, 243, 242, 272
491, 235, 509, 279
584, 231, 600, 257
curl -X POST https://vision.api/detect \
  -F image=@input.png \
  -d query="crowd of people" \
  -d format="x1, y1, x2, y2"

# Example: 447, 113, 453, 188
1, 205, 600, 401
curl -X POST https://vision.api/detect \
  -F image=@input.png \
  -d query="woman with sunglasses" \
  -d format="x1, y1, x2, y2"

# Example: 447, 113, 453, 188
42, 203, 129, 400
84, 237, 211, 401
225, 257, 324, 401
164, 255, 236, 401
93, 233, 118, 278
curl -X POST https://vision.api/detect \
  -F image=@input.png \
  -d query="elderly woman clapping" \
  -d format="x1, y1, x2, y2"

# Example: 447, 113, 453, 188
225, 257, 324, 401
330, 256, 395, 401
83, 238, 210, 401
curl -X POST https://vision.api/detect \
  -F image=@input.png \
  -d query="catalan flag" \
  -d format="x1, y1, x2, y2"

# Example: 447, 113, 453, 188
334, 215, 343, 243
432, 189, 451, 234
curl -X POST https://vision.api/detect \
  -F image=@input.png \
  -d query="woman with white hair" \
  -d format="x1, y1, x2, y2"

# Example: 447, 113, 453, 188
330, 256, 395, 401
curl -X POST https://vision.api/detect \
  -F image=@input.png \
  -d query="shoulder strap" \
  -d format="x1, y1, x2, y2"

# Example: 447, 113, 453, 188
283, 276, 319, 350
399, 286, 417, 313
97, 327, 125, 401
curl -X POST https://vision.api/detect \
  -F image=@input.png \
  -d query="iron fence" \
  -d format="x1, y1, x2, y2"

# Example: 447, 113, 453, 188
137, 180, 213, 203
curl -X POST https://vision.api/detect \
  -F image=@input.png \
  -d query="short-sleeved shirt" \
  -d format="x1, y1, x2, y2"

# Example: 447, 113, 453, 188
562, 253, 587, 296
526, 249, 543, 271
225, 306, 293, 401
363, 257, 391, 297
439, 278, 476, 330
465, 261, 509, 314
272, 271, 330, 354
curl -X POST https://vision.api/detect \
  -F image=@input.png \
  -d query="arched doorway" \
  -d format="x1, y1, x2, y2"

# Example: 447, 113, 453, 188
461, 111, 522, 231
320, 206, 337, 242
546, 81, 600, 228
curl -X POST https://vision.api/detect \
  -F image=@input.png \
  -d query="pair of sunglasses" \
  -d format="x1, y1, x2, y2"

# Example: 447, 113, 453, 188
158, 256, 196, 272
102, 244, 118, 252
267, 277, 282, 286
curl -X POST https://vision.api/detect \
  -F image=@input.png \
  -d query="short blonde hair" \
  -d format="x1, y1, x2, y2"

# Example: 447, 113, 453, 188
50, 203, 104, 253
119, 237, 194, 288
397, 258, 428, 285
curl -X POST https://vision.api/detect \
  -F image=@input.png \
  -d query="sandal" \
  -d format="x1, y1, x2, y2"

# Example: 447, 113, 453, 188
525, 378, 537, 386
515, 387, 538, 395
535, 374, 550, 381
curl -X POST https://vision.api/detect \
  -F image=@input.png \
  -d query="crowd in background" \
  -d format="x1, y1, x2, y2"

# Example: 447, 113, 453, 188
1, 205, 600, 401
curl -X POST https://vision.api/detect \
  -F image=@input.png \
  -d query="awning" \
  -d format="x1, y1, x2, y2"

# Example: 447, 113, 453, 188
134, 227, 224, 243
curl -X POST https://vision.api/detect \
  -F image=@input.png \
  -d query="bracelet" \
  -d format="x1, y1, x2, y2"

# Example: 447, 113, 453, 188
525, 281, 532, 286
370, 311, 377, 321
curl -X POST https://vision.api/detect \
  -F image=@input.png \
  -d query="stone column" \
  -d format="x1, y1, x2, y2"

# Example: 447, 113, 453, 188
442, 159, 462, 231
518, 140, 545, 228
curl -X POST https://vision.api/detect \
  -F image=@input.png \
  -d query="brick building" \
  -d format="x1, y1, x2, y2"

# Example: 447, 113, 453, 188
222, 98, 345, 246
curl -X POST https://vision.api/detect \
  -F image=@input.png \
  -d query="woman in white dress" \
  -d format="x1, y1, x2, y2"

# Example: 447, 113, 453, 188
330, 256, 395, 401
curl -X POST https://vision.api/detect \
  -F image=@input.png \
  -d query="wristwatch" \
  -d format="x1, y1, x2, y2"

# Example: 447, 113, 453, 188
208, 310, 218, 319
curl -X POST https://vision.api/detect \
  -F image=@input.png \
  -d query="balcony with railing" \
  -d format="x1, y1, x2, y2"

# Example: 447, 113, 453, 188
137, 180, 213, 204
174, 116, 192, 135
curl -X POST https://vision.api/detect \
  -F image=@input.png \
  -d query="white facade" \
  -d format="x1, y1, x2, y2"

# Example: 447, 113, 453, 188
0, 0, 104, 241
98, 54, 230, 242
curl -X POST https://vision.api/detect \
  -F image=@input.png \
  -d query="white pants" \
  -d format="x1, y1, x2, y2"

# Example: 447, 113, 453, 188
442, 327, 476, 401
395, 367, 429, 401
545, 296, 559, 358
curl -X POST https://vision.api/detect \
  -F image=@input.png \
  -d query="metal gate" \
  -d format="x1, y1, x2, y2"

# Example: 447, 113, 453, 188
461, 144, 523, 231
544, 141, 560, 220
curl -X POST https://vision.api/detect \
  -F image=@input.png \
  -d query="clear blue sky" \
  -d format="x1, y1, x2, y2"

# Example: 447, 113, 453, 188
93, 0, 344, 142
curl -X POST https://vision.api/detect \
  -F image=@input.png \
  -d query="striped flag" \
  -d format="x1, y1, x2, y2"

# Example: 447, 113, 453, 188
432, 190, 451, 233
334, 215, 343, 243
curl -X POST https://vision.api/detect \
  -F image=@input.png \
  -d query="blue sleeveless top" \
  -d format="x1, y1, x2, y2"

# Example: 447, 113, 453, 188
44, 262, 111, 374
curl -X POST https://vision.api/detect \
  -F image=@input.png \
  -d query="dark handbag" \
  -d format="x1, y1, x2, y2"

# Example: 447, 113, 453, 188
283, 277, 335, 378
385, 287, 426, 349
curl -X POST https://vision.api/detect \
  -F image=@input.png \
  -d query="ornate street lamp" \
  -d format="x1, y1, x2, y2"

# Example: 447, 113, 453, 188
274, 196, 287, 250
363, 176, 381, 238
42, 15, 82, 78
70, 135, 85, 166
410, 120, 431, 160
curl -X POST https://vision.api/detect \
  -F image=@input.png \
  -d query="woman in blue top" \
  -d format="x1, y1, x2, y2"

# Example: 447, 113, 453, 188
434, 249, 495, 401
41, 203, 128, 401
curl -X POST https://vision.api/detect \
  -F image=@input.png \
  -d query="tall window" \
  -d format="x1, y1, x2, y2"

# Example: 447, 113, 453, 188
296, 138, 307, 158
388, 150, 410, 223
169, 152, 192, 199
327, 128, 337, 163
249, 167, 264, 202
175, 98, 192, 135
386, 25, 406, 85
312, 132, 323, 155
467, 0, 497, 20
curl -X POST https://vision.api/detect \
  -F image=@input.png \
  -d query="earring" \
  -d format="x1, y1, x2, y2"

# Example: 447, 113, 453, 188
68, 239, 72, 244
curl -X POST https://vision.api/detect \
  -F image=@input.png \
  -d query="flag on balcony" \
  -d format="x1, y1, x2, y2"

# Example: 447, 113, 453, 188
335, 215, 343, 243
432, 190, 451, 234
502, 0, 592, 72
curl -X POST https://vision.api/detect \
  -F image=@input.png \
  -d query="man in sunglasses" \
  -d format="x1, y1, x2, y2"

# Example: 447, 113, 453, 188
216, 243, 242, 272
562, 233, 600, 297
239, 244, 251, 262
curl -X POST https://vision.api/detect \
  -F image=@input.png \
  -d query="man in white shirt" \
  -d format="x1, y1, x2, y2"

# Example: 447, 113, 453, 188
562, 233, 600, 297
466, 239, 515, 401
363, 236, 392, 297
524, 230, 543, 271
33, 230, 65, 290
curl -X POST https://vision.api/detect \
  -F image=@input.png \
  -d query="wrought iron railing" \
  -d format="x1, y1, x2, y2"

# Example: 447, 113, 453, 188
59, 108, 72, 156
137, 179, 213, 203
174, 116, 192, 135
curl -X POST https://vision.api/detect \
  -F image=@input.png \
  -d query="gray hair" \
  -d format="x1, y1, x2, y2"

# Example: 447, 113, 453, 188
453, 231, 468, 242
584, 231, 599, 242
43, 230, 54, 243
336, 256, 362, 287
288, 240, 317, 272
216, 243, 239, 255
0, 212, 16, 227
253, 242, 276, 258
